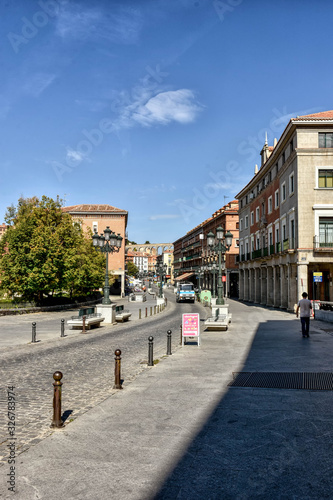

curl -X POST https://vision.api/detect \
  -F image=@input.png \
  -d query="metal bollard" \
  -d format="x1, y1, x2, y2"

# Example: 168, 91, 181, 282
80, 315, 87, 334
51, 371, 63, 428
113, 349, 123, 389
167, 330, 172, 355
154, 305, 156, 315
139, 309, 141, 319
165, 297, 168, 306
32, 322, 37, 343
145, 307, 147, 317
60, 319, 65, 338
148, 336, 154, 366
180, 324, 182, 345
150, 306, 152, 316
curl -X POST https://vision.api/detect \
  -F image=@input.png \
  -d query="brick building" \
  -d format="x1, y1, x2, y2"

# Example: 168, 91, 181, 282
236, 110, 333, 310
62, 204, 128, 296
173, 201, 239, 297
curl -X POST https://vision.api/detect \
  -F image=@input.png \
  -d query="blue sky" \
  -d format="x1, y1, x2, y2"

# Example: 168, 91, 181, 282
1, 0, 332, 243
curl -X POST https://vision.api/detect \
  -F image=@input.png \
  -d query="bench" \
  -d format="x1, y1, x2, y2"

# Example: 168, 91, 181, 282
204, 308, 231, 331
67, 312, 105, 330
115, 305, 132, 323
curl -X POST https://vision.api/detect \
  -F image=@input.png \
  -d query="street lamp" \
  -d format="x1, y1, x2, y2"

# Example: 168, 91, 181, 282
155, 262, 167, 298
196, 267, 203, 294
207, 261, 218, 299
207, 226, 233, 305
93, 227, 123, 305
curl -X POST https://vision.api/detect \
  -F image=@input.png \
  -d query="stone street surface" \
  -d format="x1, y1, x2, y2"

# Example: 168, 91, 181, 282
0, 289, 184, 463
1, 292, 333, 499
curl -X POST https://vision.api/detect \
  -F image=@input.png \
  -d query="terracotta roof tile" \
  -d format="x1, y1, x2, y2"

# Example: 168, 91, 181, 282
62, 204, 127, 213
293, 110, 333, 120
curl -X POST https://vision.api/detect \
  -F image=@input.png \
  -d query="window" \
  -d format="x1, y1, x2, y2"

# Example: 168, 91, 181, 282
319, 217, 333, 247
275, 189, 279, 209
281, 182, 286, 202
93, 221, 98, 233
319, 133, 333, 148
235, 239, 239, 247
282, 223, 286, 240
245, 215, 249, 229
256, 207, 260, 222
318, 169, 333, 188
250, 211, 254, 225
268, 196, 273, 214
289, 172, 294, 194
236, 222, 239, 229
256, 235, 260, 249
282, 151, 285, 164
290, 139, 294, 153
269, 230, 273, 246
240, 219, 243, 231
245, 195, 248, 204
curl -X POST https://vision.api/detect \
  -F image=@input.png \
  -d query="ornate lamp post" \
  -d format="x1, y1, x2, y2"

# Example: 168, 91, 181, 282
207, 261, 218, 299
207, 227, 233, 305
155, 262, 167, 298
196, 267, 203, 294
93, 227, 123, 305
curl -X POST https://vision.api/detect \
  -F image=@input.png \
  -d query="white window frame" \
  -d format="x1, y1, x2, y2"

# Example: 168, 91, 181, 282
92, 221, 98, 233
281, 182, 286, 203
315, 166, 333, 189
289, 171, 295, 195
245, 215, 249, 229
250, 211, 254, 226
256, 206, 260, 222
240, 218, 243, 231
268, 196, 273, 214
275, 189, 279, 209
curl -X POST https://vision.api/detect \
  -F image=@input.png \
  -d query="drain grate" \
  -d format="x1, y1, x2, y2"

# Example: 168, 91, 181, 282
228, 372, 333, 390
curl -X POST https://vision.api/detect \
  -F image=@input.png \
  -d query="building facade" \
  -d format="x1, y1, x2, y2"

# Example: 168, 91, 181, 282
173, 201, 239, 297
62, 204, 128, 296
236, 110, 333, 310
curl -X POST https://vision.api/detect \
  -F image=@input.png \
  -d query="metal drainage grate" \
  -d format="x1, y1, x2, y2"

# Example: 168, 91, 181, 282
228, 372, 333, 390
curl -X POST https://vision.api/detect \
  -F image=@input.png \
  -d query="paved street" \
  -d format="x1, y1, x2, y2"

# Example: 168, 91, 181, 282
1, 295, 333, 499
0, 288, 200, 464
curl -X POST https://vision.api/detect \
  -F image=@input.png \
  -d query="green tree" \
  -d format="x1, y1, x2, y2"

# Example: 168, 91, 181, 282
126, 261, 139, 276
0, 196, 105, 303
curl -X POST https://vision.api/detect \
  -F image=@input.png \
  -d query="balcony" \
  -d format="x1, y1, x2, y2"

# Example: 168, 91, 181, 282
313, 235, 333, 252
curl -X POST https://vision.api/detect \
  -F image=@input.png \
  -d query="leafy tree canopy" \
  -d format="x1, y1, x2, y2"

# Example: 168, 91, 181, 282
126, 261, 139, 276
0, 196, 105, 303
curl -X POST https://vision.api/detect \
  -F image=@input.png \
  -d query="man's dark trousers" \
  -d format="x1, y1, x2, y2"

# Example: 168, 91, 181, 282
301, 317, 310, 336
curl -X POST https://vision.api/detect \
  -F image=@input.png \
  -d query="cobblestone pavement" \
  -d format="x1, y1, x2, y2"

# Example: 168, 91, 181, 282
0, 290, 205, 465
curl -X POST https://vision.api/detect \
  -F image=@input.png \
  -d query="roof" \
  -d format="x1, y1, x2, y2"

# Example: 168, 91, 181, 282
293, 110, 333, 120
62, 204, 127, 214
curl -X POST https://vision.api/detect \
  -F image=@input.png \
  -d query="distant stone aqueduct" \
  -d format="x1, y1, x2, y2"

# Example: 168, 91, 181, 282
126, 243, 174, 255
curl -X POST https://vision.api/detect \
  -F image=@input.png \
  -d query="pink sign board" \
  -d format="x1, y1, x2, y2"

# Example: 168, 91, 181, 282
182, 313, 200, 337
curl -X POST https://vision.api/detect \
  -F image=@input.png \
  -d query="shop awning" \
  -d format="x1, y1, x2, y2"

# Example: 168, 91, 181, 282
175, 272, 195, 281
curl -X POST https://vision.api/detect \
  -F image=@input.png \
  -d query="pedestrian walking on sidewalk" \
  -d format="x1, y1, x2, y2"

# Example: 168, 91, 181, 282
296, 292, 312, 338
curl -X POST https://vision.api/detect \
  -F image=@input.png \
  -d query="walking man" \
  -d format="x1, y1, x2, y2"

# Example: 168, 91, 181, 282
296, 292, 312, 338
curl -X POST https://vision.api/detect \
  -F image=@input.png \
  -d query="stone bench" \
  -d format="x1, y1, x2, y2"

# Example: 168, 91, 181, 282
115, 305, 132, 323
67, 313, 104, 330
204, 308, 231, 331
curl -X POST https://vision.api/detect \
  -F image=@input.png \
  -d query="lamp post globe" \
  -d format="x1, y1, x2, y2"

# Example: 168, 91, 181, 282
92, 226, 123, 305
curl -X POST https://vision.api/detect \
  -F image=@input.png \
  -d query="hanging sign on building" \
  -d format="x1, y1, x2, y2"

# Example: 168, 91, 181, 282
182, 313, 200, 346
313, 272, 323, 282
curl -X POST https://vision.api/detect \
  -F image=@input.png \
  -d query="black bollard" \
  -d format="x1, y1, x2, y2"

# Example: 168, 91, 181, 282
145, 307, 147, 317
180, 324, 182, 345
113, 349, 123, 389
167, 330, 172, 355
139, 309, 141, 319
148, 336, 154, 366
51, 371, 63, 428
60, 319, 65, 338
32, 322, 37, 343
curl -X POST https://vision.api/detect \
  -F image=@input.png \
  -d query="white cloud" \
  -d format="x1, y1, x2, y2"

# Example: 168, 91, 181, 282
66, 147, 87, 164
149, 214, 180, 220
55, 4, 143, 45
117, 89, 203, 129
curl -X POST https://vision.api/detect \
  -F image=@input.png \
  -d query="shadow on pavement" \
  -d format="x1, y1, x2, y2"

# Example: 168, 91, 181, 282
153, 317, 333, 499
